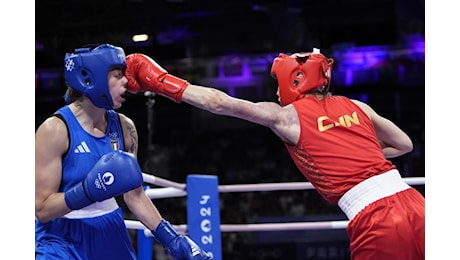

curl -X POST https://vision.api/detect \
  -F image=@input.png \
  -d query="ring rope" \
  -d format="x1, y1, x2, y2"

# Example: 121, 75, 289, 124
125, 220, 350, 236
133, 173, 425, 235
142, 173, 186, 190
142, 172, 424, 197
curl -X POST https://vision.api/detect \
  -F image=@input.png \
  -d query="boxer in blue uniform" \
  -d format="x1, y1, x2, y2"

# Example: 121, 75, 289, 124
35, 44, 212, 260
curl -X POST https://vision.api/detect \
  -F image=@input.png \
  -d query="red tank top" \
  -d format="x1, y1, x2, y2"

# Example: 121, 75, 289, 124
285, 95, 395, 204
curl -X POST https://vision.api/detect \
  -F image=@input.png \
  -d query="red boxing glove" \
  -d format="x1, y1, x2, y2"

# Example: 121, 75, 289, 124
125, 53, 189, 103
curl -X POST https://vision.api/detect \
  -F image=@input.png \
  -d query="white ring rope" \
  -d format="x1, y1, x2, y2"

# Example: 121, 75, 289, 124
219, 177, 425, 192
142, 173, 186, 190
135, 173, 425, 234
125, 221, 350, 237
142, 173, 424, 197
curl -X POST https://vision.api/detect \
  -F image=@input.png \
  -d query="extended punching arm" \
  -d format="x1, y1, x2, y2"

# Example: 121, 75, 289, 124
64, 150, 143, 210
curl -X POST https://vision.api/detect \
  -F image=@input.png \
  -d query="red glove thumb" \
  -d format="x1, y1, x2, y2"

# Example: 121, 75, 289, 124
124, 63, 141, 94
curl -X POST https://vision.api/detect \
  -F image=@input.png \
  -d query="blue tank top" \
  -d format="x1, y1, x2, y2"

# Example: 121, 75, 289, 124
55, 105, 125, 192
36, 106, 136, 260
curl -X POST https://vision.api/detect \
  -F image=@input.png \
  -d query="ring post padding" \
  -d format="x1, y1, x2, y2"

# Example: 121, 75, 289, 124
187, 174, 222, 260
137, 185, 153, 260
137, 229, 153, 259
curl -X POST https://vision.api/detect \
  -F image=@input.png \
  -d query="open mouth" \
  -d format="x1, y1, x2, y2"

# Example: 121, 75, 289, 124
122, 91, 138, 99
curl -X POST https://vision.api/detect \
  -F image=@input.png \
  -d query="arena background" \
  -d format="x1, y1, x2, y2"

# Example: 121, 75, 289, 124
35, 1, 425, 259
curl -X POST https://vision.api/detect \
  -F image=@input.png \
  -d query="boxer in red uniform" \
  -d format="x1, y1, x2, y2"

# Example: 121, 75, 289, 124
124, 49, 425, 260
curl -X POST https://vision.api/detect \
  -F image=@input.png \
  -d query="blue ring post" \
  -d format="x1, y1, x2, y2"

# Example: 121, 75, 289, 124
187, 174, 222, 260
137, 229, 153, 260
137, 185, 153, 260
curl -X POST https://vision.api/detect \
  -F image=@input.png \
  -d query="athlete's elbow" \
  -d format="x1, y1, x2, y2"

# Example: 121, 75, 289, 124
35, 198, 65, 223
403, 141, 413, 154
399, 138, 413, 154
35, 209, 51, 223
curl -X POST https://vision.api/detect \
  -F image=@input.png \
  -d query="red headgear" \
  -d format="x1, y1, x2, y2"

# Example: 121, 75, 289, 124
270, 49, 334, 106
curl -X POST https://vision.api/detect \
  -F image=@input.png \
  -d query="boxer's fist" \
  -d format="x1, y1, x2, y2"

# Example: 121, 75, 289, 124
125, 53, 189, 103
64, 150, 143, 210
124, 53, 167, 93
153, 220, 213, 260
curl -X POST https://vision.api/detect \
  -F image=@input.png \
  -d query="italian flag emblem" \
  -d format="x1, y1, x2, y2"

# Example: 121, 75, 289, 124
111, 142, 119, 150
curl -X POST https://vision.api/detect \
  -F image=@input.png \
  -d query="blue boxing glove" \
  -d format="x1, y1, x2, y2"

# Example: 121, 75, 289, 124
64, 150, 144, 210
153, 220, 213, 260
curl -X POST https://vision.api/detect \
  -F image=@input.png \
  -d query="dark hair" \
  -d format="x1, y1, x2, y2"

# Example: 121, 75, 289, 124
63, 87, 83, 103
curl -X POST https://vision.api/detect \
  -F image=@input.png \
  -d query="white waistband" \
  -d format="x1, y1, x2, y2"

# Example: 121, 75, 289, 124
63, 198, 119, 219
338, 169, 410, 221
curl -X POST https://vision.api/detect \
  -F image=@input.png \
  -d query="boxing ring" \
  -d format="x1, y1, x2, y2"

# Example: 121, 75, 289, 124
125, 172, 425, 260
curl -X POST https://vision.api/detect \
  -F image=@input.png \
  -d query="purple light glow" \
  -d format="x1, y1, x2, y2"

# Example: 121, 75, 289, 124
332, 38, 425, 86
339, 45, 391, 70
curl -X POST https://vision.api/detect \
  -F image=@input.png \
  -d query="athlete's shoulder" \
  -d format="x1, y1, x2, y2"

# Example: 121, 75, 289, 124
116, 113, 135, 128
36, 114, 69, 154
37, 115, 68, 135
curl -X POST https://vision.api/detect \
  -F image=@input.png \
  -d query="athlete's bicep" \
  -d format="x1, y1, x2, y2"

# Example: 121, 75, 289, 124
352, 99, 412, 155
226, 100, 299, 144
371, 114, 413, 150
35, 117, 68, 215
229, 100, 283, 126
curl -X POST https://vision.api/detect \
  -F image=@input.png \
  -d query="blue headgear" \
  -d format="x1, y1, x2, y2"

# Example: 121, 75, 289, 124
63, 44, 126, 109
